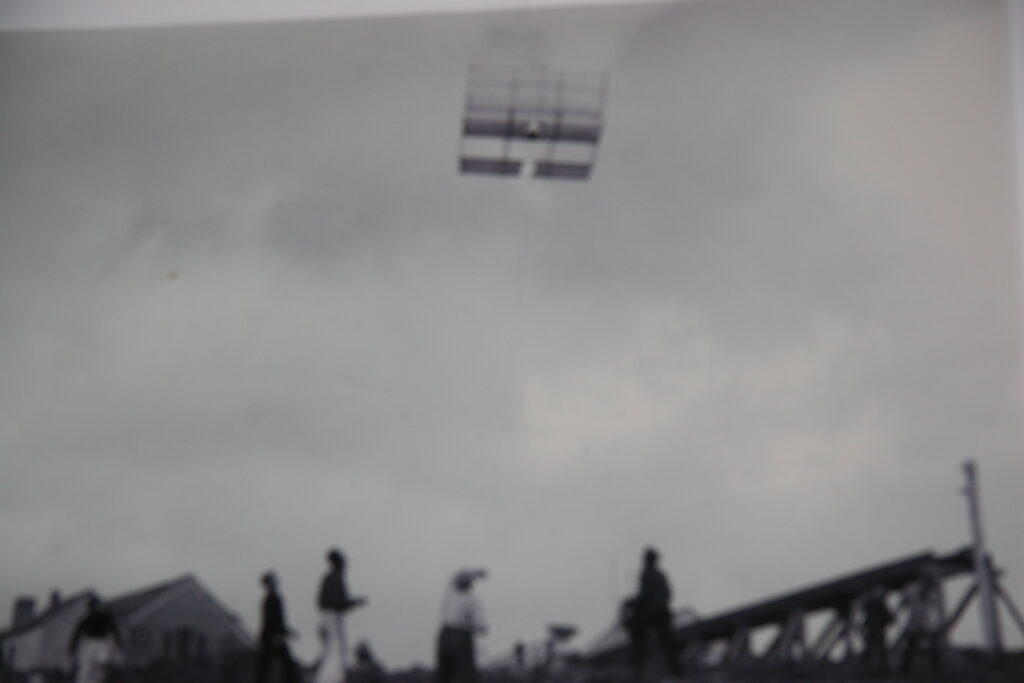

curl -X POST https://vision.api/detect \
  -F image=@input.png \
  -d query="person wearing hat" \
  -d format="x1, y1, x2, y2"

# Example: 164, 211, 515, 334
255, 572, 299, 683
435, 569, 488, 683
315, 548, 366, 683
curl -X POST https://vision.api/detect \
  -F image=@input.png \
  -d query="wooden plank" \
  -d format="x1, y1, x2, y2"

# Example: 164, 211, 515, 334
533, 161, 592, 180
459, 157, 521, 176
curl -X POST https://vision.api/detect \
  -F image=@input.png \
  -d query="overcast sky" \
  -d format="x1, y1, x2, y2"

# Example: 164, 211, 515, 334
1, 0, 1022, 669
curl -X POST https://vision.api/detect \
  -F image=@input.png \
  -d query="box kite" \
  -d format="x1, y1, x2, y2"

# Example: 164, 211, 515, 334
458, 64, 608, 181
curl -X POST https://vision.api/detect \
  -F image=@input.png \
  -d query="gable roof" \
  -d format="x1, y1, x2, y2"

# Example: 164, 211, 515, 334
107, 574, 254, 647
106, 574, 194, 619
0, 591, 96, 640
1, 573, 252, 648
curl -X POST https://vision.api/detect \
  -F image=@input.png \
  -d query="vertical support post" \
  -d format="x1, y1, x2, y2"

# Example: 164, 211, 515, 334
726, 625, 751, 663
682, 638, 706, 667
961, 460, 1003, 653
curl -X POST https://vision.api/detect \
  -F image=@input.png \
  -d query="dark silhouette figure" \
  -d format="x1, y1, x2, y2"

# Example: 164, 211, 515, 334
628, 548, 680, 681
68, 596, 123, 683
315, 548, 367, 683
353, 641, 386, 683
255, 572, 299, 683
860, 586, 892, 674
513, 641, 527, 676
436, 569, 487, 683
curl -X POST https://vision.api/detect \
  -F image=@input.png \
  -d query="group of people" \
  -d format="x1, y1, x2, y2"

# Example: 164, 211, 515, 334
256, 549, 489, 683
62, 547, 954, 683
433, 548, 679, 683
254, 547, 953, 683
58, 548, 369, 683
60, 545, 951, 683
60, 546, 658, 683
256, 548, 367, 683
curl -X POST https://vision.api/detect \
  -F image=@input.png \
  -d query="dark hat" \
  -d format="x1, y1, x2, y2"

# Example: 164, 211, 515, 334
453, 569, 486, 590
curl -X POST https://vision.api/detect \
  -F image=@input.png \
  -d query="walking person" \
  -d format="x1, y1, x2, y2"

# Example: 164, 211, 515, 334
67, 597, 123, 683
435, 569, 488, 683
255, 572, 300, 683
315, 548, 367, 683
629, 548, 681, 682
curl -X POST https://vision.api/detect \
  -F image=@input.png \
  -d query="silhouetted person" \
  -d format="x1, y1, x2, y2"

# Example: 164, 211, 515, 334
629, 548, 680, 681
256, 572, 299, 683
315, 548, 366, 683
513, 642, 528, 680
353, 641, 386, 683
900, 577, 943, 675
435, 569, 487, 683
860, 585, 892, 675
68, 596, 123, 683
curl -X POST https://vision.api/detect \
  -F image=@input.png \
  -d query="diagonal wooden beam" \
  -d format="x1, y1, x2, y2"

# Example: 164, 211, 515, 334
810, 612, 847, 661
941, 581, 980, 635
995, 582, 1024, 638
725, 625, 751, 664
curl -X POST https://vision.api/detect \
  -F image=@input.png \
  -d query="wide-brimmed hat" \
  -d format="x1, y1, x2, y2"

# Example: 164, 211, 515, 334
453, 568, 486, 589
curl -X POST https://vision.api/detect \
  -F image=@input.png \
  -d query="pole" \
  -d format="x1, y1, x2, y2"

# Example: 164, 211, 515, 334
961, 460, 1003, 653
610, 556, 617, 615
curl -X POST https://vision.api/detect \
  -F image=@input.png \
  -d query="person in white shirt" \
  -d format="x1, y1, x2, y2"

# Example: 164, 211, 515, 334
435, 569, 487, 683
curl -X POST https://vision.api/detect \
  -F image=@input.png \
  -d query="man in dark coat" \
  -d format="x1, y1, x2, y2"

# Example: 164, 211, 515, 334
629, 547, 681, 681
256, 572, 299, 683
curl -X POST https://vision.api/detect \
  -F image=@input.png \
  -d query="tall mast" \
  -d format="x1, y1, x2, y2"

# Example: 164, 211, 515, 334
961, 460, 1003, 653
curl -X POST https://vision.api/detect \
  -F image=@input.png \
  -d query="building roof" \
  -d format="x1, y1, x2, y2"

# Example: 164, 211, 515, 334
106, 574, 194, 619
109, 574, 253, 647
0, 591, 96, 640
1, 573, 252, 647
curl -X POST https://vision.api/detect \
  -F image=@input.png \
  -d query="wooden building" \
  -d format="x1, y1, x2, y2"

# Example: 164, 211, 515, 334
1, 575, 253, 680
